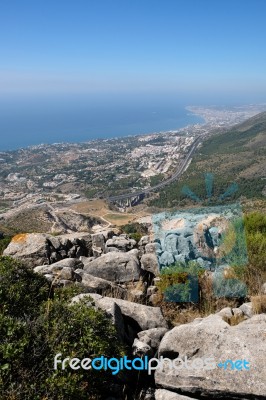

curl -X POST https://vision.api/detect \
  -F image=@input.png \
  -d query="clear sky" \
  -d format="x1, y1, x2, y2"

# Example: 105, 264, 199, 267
1, 0, 266, 101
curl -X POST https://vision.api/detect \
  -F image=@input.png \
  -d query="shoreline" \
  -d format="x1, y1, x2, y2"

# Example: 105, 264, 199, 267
1, 103, 265, 153
0, 107, 205, 153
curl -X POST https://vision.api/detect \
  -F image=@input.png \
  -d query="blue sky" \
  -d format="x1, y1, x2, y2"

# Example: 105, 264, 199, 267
1, 0, 266, 100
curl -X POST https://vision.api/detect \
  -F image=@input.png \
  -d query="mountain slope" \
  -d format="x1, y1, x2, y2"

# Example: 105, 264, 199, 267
149, 112, 266, 209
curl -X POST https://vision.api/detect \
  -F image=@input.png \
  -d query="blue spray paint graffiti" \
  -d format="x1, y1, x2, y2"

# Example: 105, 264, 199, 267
152, 174, 248, 302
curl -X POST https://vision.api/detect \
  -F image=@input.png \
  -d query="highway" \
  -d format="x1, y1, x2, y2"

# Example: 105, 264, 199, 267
107, 136, 202, 202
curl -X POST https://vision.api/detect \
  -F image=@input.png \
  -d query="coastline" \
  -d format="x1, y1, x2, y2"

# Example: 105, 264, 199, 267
0, 105, 205, 152
1, 103, 265, 153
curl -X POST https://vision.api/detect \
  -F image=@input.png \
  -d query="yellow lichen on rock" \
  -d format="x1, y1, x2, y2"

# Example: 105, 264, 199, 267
11, 233, 29, 243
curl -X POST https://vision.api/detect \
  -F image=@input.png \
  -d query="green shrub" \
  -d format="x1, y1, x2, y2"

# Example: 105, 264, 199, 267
157, 261, 204, 303
0, 257, 125, 400
0, 256, 50, 318
0, 237, 11, 255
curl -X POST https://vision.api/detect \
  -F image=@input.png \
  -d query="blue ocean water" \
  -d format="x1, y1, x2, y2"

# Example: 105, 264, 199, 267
0, 94, 204, 151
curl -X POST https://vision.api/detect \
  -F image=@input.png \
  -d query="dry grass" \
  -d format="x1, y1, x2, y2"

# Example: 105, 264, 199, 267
103, 213, 135, 226
223, 314, 246, 326
244, 264, 266, 296
70, 200, 138, 226
251, 295, 266, 314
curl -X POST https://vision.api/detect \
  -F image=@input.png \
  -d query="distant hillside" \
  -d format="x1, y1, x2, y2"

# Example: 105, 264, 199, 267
0, 205, 105, 235
149, 112, 266, 209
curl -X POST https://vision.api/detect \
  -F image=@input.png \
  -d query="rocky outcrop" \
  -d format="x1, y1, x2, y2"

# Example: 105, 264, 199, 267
106, 235, 137, 252
74, 269, 126, 297
4, 233, 51, 267
156, 313, 266, 398
4, 232, 92, 267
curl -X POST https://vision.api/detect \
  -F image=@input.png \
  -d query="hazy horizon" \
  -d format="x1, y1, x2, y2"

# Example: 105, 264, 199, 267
1, 0, 266, 148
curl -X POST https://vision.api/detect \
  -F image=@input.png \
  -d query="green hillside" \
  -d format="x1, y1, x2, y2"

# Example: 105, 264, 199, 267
149, 112, 266, 209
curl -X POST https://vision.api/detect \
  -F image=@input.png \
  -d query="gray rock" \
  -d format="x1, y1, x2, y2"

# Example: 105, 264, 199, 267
141, 253, 160, 276
155, 389, 197, 400
59, 279, 72, 286
83, 252, 141, 283
232, 307, 244, 317
57, 267, 73, 280
138, 236, 150, 256
216, 307, 233, 319
67, 232, 92, 247
239, 302, 254, 318
100, 230, 115, 240
138, 327, 168, 349
43, 273, 54, 282
3, 232, 92, 267
74, 269, 125, 296
155, 314, 266, 398
34, 265, 50, 274
48, 258, 83, 270
80, 256, 95, 263
145, 242, 162, 255
48, 236, 62, 250
159, 251, 175, 267
128, 248, 139, 257
4, 233, 50, 267
132, 338, 152, 357
106, 236, 136, 251
92, 246, 103, 257
139, 236, 150, 246
105, 246, 121, 253
128, 288, 145, 302
91, 233, 105, 256
261, 282, 266, 294
147, 286, 158, 296
74, 293, 168, 331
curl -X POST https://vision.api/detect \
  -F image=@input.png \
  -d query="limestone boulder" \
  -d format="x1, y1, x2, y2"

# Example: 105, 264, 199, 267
155, 314, 266, 398
106, 235, 136, 252
74, 269, 126, 297
72, 293, 168, 331
83, 251, 141, 283
4, 233, 50, 267
4, 232, 92, 267
141, 253, 160, 276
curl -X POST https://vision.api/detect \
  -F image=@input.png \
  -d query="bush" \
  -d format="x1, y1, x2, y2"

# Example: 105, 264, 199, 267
157, 261, 204, 303
0, 257, 125, 399
0, 237, 11, 255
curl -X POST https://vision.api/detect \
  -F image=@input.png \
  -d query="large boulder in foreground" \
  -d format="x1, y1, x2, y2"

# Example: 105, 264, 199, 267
156, 314, 266, 399
83, 250, 141, 283
3, 232, 92, 267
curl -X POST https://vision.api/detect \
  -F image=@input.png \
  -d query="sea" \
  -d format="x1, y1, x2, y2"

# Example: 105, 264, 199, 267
0, 94, 204, 151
